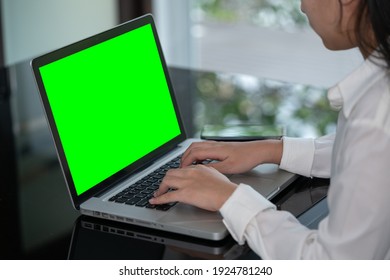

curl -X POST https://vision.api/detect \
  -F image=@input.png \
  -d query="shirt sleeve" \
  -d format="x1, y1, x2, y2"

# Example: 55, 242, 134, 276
220, 184, 317, 259
279, 137, 315, 177
280, 134, 334, 178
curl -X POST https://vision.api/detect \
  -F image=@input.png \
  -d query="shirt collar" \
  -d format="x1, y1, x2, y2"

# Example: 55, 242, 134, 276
327, 53, 388, 118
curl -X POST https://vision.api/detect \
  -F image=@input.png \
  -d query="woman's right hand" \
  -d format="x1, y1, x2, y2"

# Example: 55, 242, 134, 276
180, 139, 283, 174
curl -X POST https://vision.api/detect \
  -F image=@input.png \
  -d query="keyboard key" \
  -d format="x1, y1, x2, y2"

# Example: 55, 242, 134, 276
145, 203, 157, 209
135, 198, 150, 207
156, 202, 177, 211
114, 197, 128, 203
141, 188, 154, 194
121, 193, 135, 199
125, 196, 142, 205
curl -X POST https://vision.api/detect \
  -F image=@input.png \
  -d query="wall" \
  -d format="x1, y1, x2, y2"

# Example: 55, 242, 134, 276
1, 0, 118, 65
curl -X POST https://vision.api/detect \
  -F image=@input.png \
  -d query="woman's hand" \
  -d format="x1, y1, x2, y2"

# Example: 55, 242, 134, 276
180, 139, 283, 174
149, 164, 237, 211
149, 139, 283, 211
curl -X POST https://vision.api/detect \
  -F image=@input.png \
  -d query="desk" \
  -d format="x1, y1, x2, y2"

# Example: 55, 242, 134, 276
0, 59, 334, 259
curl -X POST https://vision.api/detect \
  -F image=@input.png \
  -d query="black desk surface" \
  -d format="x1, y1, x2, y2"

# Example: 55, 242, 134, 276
0, 60, 334, 259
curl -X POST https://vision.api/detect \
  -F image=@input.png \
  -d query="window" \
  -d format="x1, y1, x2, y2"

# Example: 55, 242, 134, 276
154, 0, 362, 88
152, 0, 362, 137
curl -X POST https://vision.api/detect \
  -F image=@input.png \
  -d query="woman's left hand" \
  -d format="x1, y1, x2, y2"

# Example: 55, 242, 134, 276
149, 164, 237, 212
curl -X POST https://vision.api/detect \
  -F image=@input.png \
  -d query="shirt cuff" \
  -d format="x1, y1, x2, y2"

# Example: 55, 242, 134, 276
279, 137, 315, 177
220, 184, 276, 244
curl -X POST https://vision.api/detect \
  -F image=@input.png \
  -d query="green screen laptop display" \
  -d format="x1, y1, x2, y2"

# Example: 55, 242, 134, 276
38, 23, 181, 196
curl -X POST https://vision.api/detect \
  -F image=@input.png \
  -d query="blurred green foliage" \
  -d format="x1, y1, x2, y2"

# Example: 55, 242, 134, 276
194, 0, 308, 30
194, 72, 338, 138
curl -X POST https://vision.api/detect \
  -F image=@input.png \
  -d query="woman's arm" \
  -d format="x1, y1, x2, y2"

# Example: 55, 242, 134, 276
180, 139, 283, 174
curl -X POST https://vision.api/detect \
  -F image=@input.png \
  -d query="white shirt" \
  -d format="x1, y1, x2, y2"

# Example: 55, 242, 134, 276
220, 55, 390, 259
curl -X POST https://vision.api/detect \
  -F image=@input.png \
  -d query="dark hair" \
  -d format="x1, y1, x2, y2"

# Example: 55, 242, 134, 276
355, 0, 390, 68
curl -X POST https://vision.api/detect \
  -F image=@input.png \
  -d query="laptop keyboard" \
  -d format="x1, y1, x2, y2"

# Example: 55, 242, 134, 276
108, 156, 181, 211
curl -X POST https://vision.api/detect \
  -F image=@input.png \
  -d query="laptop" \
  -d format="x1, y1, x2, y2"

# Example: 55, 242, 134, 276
68, 215, 250, 260
31, 14, 297, 241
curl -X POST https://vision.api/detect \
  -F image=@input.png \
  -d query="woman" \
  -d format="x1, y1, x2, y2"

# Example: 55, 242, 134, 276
150, 0, 390, 259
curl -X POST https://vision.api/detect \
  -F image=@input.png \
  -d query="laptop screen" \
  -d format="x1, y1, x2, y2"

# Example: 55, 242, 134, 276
37, 22, 182, 196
